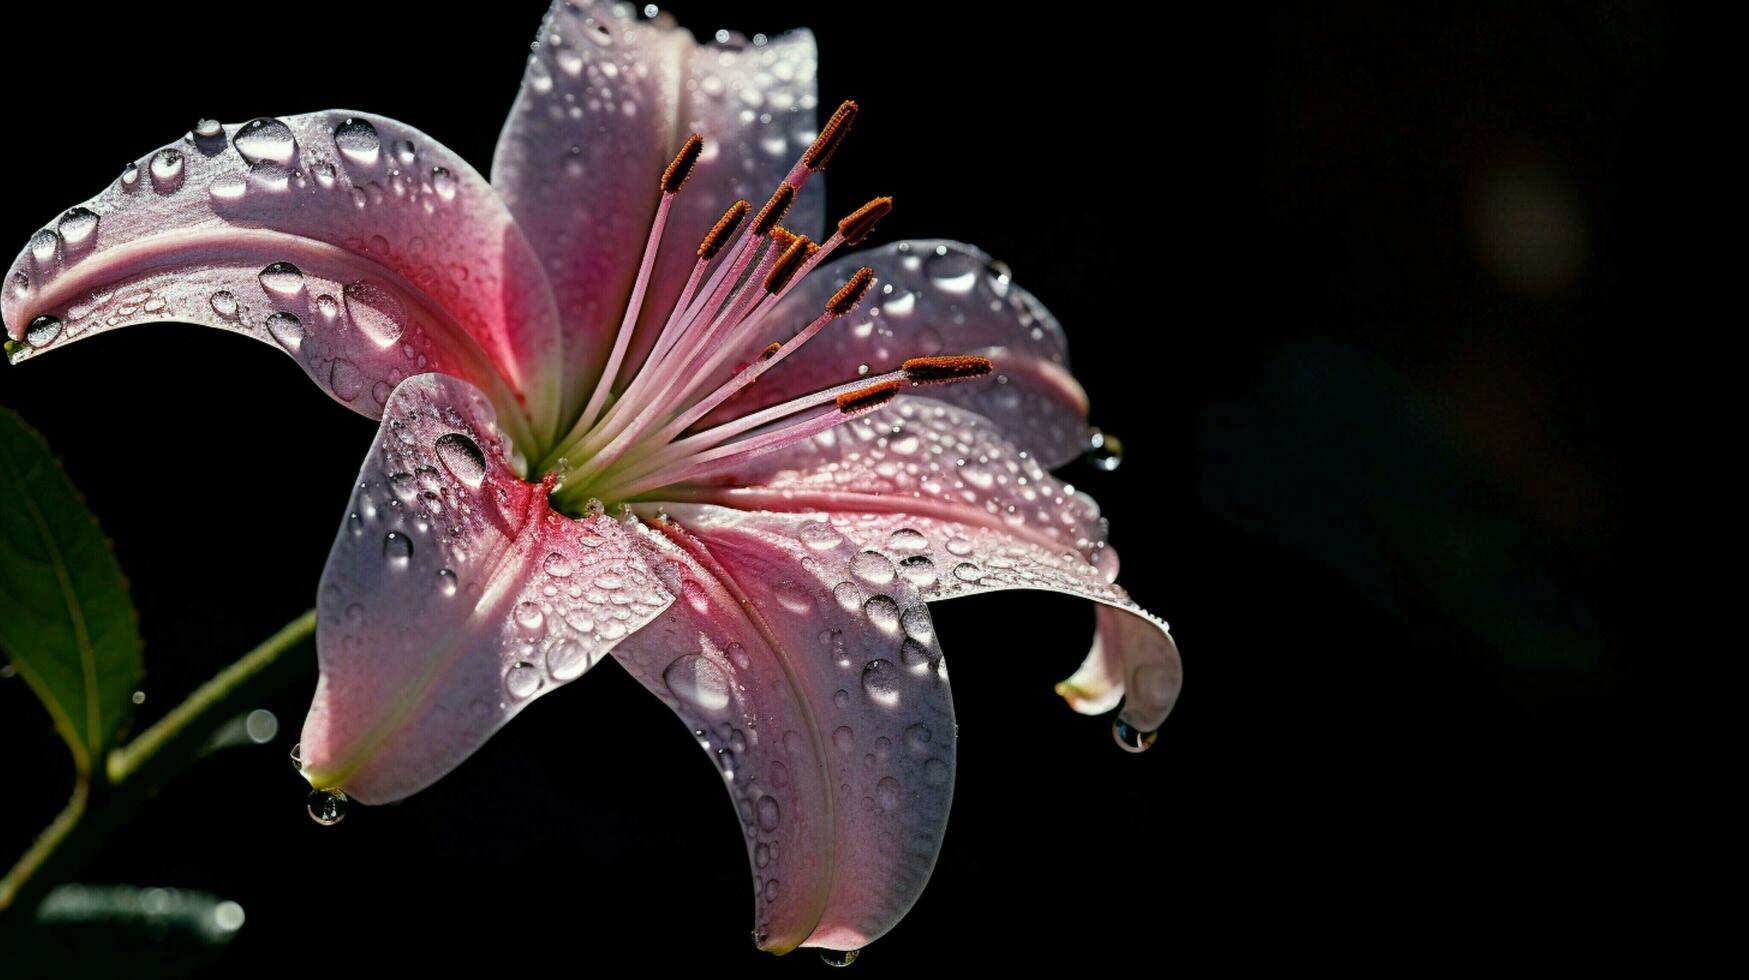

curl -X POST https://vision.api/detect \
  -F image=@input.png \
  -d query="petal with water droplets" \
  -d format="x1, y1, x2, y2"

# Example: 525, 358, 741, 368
665, 397, 1182, 732
299, 373, 672, 804
707, 241, 1091, 467
492, 1, 823, 420
2, 112, 563, 456
613, 505, 955, 953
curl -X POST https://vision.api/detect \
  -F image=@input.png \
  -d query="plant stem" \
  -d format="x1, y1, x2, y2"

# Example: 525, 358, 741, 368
0, 610, 316, 926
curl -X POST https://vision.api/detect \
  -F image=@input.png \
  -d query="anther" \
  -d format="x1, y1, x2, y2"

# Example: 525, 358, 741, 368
764, 235, 814, 294
698, 200, 749, 260
902, 355, 994, 384
835, 379, 902, 414
760, 341, 783, 360
837, 197, 892, 245
661, 134, 705, 194
826, 267, 876, 317
753, 185, 796, 236
768, 226, 799, 252
804, 100, 858, 171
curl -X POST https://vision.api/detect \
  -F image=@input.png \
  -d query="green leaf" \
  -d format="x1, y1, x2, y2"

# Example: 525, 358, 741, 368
0, 408, 143, 776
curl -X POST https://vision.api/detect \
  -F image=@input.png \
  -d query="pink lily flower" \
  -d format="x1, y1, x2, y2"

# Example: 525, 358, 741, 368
2, 0, 1182, 957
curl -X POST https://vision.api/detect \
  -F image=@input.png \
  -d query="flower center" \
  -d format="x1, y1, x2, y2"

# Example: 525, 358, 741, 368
537, 101, 990, 516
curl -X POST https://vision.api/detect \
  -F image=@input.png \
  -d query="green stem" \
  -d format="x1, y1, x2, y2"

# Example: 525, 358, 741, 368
0, 610, 316, 926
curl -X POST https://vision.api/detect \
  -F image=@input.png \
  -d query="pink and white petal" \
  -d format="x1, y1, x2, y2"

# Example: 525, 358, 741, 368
3, 112, 562, 456
491, 2, 821, 418
299, 373, 671, 804
614, 504, 956, 953
662, 397, 1182, 732
706, 241, 1092, 468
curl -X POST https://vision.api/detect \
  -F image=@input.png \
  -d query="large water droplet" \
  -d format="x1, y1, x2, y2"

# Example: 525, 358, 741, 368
505, 661, 543, 699
382, 531, 413, 566
208, 173, 248, 201
265, 311, 303, 352
1112, 718, 1158, 753
435, 432, 487, 487
55, 207, 99, 246
862, 595, 900, 632
343, 279, 408, 346
233, 117, 296, 165
306, 787, 348, 825
27, 230, 57, 264
850, 551, 895, 586
149, 148, 185, 191
924, 245, 980, 293
258, 261, 304, 295
898, 556, 937, 588
1083, 429, 1123, 472
25, 315, 62, 348
860, 659, 902, 708
665, 655, 731, 712
334, 118, 382, 166
547, 639, 590, 681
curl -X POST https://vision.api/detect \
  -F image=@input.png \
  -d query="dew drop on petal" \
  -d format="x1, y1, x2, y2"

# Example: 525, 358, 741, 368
334, 117, 381, 166
343, 279, 408, 346
194, 118, 223, 139
209, 291, 239, 318
547, 639, 590, 681
25, 315, 61, 348
434, 432, 487, 487
233, 117, 297, 165
665, 655, 731, 712
149, 148, 185, 191
55, 207, 98, 246
435, 568, 459, 596
860, 659, 902, 708
382, 531, 413, 566
258, 261, 304, 295
265, 311, 303, 352
505, 661, 543, 699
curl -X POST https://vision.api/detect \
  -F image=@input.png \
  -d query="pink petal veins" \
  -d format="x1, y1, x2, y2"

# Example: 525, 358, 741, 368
615, 506, 956, 953
491, 0, 824, 425
3, 112, 565, 457
299, 373, 672, 804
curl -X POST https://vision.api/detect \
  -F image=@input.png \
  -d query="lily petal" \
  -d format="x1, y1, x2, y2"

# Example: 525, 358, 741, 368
614, 505, 956, 953
661, 397, 1182, 731
3, 112, 563, 457
300, 373, 672, 804
492, 1, 823, 422
707, 241, 1092, 467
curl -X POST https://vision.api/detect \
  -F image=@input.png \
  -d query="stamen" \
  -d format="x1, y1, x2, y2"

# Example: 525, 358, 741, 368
761, 342, 782, 360
752, 185, 796, 236
902, 355, 995, 384
698, 200, 749, 260
804, 100, 859, 172
768, 226, 799, 252
764, 235, 816, 294
837, 197, 893, 245
661, 134, 705, 194
836, 379, 902, 413
826, 267, 876, 317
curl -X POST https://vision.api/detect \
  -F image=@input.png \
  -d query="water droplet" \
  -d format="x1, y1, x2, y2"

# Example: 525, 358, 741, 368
25, 315, 62, 348
860, 659, 902, 707
55, 207, 99, 246
258, 261, 304, 294
435, 432, 487, 487
543, 552, 574, 577
876, 776, 901, 810
209, 291, 239, 318
233, 117, 296, 165
316, 293, 339, 318
343, 279, 408, 346
194, 118, 224, 139
862, 595, 900, 631
120, 161, 140, 187
28, 230, 57, 263
798, 521, 843, 551
755, 794, 781, 831
899, 605, 933, 641
514, 602, 546, 637
289, 742, 303, 771
899, 638, 933, 671
547, 639, 590, 681
887, 527, 928, 551
945, 537, 975, 557
334, 117, 381, 165
265, 311, 303, 351
832, 725, 855, 751
754, 842, 771, 868
306, 787, 348, 825
952, 562, 982, 582
391, 139, 416, 166
773, 581, 814, 613
904, 723, 932, 756
382, 531, 413, 566
898, 556, 937, 588
435, 567, 459, 596
850, 551, 895, 586
9, 272, 27, 299
1112, 718, 1158, 753
505, 661, 543, 699
208, 172, 248, 201
665, 654, 731, 712
431, 166, 457, 201
819, 950, 859, 968
924, 246, 979, 293
1083, 429, 1124, 471
922, 757, 950, 786
149, 148, 185, 191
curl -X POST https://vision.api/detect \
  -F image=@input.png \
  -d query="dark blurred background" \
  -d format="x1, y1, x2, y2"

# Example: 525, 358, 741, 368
1, 0, 1668, 971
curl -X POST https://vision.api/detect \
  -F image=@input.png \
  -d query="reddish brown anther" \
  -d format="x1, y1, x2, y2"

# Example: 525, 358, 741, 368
837, 197, 892, 245
752, 185, 796, 236
901, 355, 995, 384
835, 379, 903, 414
661, 134, 704, 194
698, 200, 749, 259
804, 100, 858, 171
764, 236, 815, 294
826, 267, 876, 317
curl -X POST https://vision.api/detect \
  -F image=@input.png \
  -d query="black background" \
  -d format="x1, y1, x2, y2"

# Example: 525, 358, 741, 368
1, 0, 1671, 972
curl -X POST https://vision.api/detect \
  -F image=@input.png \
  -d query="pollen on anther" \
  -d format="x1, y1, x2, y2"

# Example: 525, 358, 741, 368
804, 100, 858, 171
760, 341, 782, 360
661, 134, 705, 194
753, 185, 796, 236
902, 355, 994, 384
764, 235, 814, 294
698, 200, 749, 259
826, 267, 876, 317
838, 197, 892, 245
836, 379, 902, 414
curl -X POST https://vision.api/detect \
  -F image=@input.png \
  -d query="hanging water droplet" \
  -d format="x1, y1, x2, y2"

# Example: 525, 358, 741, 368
233, 117, 296, 165
265, 311, 303, 352
819, 950, 859, 968
505, 661, 543, 699
25, 315, 62, 348
149, 148, 185, 192
194, 118, 224, 139
860, 659, 902, 708
334, 117, 381, 166
55, 207, 99, 246
1112, 718, 1158, 753
435, 432, 487, 487
306, 787, 348, 825
382, 531, 413, 566
1083, 429, 1124, 471
343, 279, 408, 346
258, 261, 304, 295
289, 742, 303, 771
665, 655, 731, 712
209, 291, 239, 318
